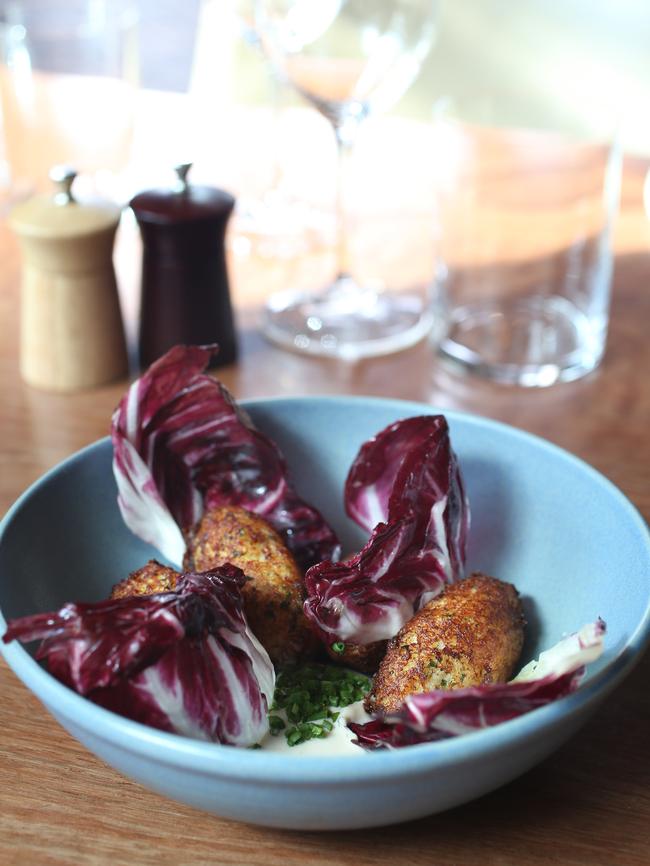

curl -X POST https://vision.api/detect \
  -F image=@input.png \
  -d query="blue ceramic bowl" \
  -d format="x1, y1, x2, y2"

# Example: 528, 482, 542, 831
1, 397, 649, 830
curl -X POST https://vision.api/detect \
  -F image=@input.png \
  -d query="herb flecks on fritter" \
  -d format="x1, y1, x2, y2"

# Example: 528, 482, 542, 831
185, 505, 319, 667
365, 573, 525, 715
110, 560, 180, 599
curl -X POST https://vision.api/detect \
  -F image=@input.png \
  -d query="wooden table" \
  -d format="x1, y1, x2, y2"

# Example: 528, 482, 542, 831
1, 137, 650, 865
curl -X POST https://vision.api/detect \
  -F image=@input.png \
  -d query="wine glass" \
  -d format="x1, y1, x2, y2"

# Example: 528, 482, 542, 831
254, 0, 439, 360
228, 0, 320, 261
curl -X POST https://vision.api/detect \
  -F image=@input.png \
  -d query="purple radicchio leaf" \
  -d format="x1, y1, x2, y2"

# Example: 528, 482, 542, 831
303, 415, 469, 646
349, 619, 606, 749
111, 344, 340, 571
2, 566, 276, 746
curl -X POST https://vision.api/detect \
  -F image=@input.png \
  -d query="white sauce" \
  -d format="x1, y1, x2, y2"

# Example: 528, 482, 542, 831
259, 700, 373, 756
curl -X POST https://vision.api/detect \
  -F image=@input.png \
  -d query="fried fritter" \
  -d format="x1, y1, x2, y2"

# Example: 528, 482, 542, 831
110, 559, 180, 599
186, 505, 319, 666
365, 572, 525, 714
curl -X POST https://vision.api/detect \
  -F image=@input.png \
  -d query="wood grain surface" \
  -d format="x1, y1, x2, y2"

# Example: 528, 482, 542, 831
1, 135, 649, 864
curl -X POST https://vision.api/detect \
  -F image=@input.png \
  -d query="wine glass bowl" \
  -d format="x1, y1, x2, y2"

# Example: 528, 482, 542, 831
254, 0, 439, 360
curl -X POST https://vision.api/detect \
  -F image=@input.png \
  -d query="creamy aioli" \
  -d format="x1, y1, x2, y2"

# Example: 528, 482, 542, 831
259, 700, 373, 756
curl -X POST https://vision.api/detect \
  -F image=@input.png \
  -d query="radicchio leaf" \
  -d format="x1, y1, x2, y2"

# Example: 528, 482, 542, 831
111, 344, 340, 571
349, 619, 606, 749
304, 416, 469, 645
2, 566, 275, 746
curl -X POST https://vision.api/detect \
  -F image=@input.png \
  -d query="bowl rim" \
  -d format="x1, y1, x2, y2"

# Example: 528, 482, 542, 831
1, 396, 649, 784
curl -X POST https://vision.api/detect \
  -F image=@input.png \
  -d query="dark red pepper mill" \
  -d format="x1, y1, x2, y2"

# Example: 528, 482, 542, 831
130, 163, 237, 369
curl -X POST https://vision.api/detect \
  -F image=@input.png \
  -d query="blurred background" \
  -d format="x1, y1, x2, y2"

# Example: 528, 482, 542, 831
4, 1, 650, 188
1, 0, 649, 314
133, 0, 650, 148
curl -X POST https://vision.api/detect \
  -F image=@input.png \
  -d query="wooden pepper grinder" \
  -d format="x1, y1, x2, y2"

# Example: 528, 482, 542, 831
9, 166, 128, 391
130, 163, 237, 369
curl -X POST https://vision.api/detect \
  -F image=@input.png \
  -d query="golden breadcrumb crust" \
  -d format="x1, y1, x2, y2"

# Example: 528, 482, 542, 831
185, 505, 319, 666
365, 572, 525, 714
110, 560, 180, 599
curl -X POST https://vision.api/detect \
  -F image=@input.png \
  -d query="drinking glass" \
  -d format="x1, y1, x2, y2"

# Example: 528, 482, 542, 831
254, 0, 439, 361
424, 0, 624, 387
430, 119, 621, 386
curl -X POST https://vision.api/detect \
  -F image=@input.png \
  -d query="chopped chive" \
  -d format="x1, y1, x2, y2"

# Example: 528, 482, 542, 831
269, 663, 371, 746
287, 728, 303, 747
269, 714, 286, 735
330, 641, 346, 654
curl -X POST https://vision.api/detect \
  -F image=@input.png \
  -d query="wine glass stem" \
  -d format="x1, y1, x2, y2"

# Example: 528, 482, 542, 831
333, 119, 358, 286
267, 72, 288, 193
